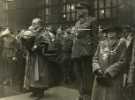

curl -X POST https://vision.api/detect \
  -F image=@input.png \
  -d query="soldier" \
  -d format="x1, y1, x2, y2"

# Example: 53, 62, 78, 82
91, 27, 127, 100
44, 25, 62, 86
71, 2, 97, 100
15, 29, 26, 91
0, 28, 17, 86
60, 28, 74, 83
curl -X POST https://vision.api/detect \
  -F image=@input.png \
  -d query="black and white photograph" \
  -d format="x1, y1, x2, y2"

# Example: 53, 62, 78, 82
0, 0, 134, 100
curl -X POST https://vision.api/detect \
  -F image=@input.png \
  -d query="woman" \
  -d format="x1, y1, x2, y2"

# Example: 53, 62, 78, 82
21, 18, 60, 100
91, 27, 127, 100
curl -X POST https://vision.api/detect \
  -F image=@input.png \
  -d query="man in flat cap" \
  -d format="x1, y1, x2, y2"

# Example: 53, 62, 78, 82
71, 1, 97, 100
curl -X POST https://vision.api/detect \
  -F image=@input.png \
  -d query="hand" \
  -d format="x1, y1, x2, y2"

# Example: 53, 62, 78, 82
12, 57, 17, 62
95, 69, 104, 77
96, 72, 112, 87
104, 72, 111, 79
31, 45, 37, 51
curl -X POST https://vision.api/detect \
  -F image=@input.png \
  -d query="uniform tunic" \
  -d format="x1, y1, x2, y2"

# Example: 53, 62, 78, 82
72, 16, 96, 58
60, 32, 73, 82
71, 16, 96, 96
0, 34, 17, 82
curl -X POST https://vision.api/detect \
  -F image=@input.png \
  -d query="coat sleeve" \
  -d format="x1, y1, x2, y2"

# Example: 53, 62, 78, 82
127, 38, 135, 85
92, 43, 101, 72
33, 33, 49, 54
105, 41, 127, 78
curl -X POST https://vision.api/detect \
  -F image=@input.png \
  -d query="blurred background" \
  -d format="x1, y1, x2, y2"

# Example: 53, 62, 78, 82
0, 0, 134, 31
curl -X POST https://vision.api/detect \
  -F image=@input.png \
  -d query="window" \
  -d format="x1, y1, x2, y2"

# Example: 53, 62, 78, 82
62, 0, 77, 25
39, 0, 61, 25
94, 0, 122, 20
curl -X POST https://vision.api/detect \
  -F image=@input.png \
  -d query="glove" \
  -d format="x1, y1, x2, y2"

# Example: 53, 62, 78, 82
12, 57, 17, 61
96, 72, 112, 87
95, 69, 104, 77
31, 45, 38, 52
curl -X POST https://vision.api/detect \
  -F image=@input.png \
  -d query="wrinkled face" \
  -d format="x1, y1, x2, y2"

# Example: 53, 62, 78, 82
102, 32, 106, 36
57, 28, 62, 34
99, 32, 107, 40
32, 22, 40, 28
32, 19, 41, 29
46, 26, 52, 31
107, 32, 117, 39
103, 33, 107, 38
77, 8, 88, 19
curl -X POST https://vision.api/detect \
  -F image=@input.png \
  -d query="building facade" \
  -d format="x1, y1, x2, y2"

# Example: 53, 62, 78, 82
0, 0, 134, 30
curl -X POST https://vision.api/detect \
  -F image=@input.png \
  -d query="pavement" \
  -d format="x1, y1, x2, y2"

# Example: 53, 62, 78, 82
0, 85, 20, 98
0, 86, 79, 100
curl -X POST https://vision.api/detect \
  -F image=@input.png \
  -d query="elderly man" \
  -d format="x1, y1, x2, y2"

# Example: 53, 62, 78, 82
91, 27, 127, 100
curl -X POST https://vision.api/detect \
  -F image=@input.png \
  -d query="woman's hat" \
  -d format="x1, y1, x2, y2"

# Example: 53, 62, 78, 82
75, 2, 90, 9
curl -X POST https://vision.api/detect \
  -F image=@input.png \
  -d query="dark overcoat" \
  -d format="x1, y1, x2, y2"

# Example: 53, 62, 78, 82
0, 34, 17, 81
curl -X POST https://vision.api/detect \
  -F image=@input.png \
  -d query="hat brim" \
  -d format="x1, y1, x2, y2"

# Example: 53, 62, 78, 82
102, 27, 123, 33
75, 6, 88, 9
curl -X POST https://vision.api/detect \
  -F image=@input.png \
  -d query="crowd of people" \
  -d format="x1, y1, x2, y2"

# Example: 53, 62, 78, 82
0, 1, 135, 100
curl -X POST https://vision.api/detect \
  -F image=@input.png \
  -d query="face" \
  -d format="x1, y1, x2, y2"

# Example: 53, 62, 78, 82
32, 22, 40, 28
77, 8, 88, 19
57, 30, 62, 34
46, 26, 52, 31
107, 32, 117, 39
32, 19, 41, 29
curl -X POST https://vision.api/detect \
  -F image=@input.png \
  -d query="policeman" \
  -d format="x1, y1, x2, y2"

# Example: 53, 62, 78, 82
71, 2, 97, 100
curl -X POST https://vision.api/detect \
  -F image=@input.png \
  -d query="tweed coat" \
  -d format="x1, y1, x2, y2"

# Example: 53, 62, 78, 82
91, 37, 127, 100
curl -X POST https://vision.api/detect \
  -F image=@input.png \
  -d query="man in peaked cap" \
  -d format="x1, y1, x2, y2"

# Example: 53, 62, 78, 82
71, 1, 97, 100
75, 1, 94, 19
